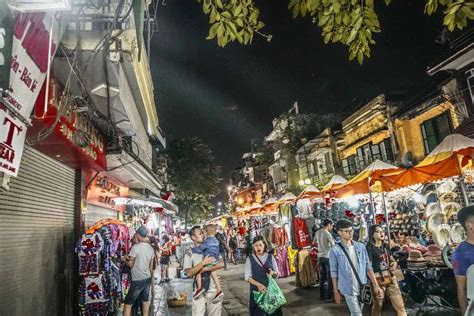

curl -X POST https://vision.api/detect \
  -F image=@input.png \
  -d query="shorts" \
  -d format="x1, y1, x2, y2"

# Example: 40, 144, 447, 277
160, 255, 170, 265
124, 278, 151, 305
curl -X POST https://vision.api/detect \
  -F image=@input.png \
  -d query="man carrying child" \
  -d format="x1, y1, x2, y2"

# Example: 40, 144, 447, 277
184, 225, 225, 316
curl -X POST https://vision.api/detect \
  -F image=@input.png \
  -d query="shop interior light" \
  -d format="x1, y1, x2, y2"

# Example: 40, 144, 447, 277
161, 220, 166, 225
298, 179, 305, 186
304, 178, 311, 185
346, 196, 360, 209
227, 185, 233, 192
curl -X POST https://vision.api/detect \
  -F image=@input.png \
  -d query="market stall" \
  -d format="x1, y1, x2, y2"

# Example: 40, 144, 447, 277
76, 219, 133, 316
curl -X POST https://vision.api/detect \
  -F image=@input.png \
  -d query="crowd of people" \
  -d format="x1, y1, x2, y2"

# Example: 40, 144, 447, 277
104, 206, 474, 316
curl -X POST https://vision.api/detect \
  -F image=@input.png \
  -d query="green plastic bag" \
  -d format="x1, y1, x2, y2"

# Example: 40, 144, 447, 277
252, 275, 287, 314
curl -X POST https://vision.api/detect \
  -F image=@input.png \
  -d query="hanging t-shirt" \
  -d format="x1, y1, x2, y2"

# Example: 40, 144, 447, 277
293, 217, 311, 249
85, 274, 107, 304
273, 227, 289, 246
287, 246, 298, 273
76, 232, 104, 275
296, 199, 313, 219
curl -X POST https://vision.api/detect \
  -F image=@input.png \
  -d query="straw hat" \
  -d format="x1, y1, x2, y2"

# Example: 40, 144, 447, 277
433, 224, 451, 247
424, 203, 443, 219
424, 244, 442, 257
424, 191, 438, 204
439, 192, 458, 205
426, 213, 447, 233
450, 223, 466, 244
437, 180, 457, 194
407, 250, 428, 271
443, 202, 461, 220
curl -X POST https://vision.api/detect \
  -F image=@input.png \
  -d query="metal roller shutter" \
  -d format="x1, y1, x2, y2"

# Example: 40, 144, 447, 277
0, 146, 77, 316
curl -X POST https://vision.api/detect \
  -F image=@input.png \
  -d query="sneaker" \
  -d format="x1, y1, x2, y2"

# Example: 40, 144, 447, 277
193, 287, 205, 299
212, 291, 224, 304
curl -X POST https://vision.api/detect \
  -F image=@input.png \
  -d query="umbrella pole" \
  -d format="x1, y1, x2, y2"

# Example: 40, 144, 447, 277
368, 189, 376, 225
382, 192, 391, 247
457, 158, 470, 207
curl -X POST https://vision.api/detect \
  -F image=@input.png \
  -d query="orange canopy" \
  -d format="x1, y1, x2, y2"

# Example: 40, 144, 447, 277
333, 160, 402, 198
380, 154, 469, 192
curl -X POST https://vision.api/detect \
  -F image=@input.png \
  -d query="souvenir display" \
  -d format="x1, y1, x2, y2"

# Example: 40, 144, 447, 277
76, 220, 132, 316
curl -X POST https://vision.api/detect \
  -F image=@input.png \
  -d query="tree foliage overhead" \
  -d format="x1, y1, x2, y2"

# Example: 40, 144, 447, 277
196, 0, 474, 64
166, 137, 221, 225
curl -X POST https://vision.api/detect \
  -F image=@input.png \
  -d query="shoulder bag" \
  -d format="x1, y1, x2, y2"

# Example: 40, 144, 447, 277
337, 243, 372, 305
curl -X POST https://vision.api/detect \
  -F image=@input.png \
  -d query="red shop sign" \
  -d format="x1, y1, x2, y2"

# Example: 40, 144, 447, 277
27, 78, 107, 170
86, 172, 128, 212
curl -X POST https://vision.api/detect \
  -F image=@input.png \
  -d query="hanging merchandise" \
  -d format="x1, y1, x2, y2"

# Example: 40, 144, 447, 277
292, 217, 311, 249
295, 249, 317, 287
77, 220, 132, 315
296, 198, 313, 219
287, 246, 298, 274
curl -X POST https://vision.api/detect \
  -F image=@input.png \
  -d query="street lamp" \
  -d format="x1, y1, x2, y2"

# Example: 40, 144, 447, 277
217, 201, 222, 206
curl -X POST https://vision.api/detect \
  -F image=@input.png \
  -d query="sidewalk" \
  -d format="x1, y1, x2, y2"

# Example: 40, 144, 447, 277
151, 259, 228, 316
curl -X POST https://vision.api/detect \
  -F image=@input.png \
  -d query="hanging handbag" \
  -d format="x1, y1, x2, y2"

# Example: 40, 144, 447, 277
337, 243, 373, 305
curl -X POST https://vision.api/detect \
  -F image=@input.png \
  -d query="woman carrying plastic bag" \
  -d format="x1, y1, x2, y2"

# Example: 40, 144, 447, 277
245, 235, 286, 315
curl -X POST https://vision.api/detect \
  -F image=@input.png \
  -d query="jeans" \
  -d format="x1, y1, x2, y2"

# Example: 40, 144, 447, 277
220, 250, 227, 269
344, 294, 363, 316
319, 257, 332, 299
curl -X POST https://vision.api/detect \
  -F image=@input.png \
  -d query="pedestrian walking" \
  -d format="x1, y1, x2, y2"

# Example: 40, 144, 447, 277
227, 228, 238, 265
329, 219, 382, 316
160, 235, 172, 283
184, 226, 224, 316
122, 226, 155, 316
216, 226, 228, 269
366, 225, 407, 316
315, 218, 335, 302
452, 206, 474, 315
245, 235, 281, 316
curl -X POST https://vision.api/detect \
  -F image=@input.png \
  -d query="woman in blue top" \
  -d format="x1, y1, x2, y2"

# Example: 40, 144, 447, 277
244, 235, 281, 316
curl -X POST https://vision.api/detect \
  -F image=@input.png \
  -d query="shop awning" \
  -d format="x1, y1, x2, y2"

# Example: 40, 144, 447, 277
297, 185, 321, 199
106, 151, 163, 196
334, 160, 402, 198
113, 196, 178, 215
418, 133, 474, 166
322, 175, 347, 192
379, 155, 464, 192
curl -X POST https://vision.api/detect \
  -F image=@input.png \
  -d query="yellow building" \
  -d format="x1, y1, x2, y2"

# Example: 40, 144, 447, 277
340, 94, 397, 176
393, 86, 468, 164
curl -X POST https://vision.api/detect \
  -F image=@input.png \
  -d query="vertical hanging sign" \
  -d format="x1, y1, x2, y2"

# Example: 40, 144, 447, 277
0, 11, 67, 176
0, 0, 13, 93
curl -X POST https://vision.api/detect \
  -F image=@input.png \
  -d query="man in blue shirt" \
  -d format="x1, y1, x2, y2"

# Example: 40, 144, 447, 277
452, 206, 474, 315
329, 219, 382, 315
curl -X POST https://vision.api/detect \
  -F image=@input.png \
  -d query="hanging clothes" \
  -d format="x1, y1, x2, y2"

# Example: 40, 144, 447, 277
275, 246, 291, 278
287, 246, 298, 274
279, 204, 291, 218
292, 217, 311, 249
76, 232, 104, 275
295, 249, 317, 288
296, 199, 313, 219
272, 227, 289, 247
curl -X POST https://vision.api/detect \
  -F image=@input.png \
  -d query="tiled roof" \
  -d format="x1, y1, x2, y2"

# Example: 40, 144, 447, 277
454, 117, 474, 139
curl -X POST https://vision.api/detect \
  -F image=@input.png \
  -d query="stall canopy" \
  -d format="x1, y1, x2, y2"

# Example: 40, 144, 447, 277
278, 192, 297, 204
297, 185, 321, 199
334, 160, 402, 198
322, 175, 348, 192
380, 133, 474, 192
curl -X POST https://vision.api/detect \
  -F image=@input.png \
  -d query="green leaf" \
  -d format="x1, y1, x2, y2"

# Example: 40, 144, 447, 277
221, 11, 232, 18
288, 0, 299, 9
324, 32, 332, 43
217, 23, 225, 38
293, 3, 300, 18
206, 22, 220, 39
333, 1, 341, 13
384, 0, 391, 5
210, 9, 217, 23
236, 18, 244, 27
301, 1, 308, 16
233, 4, 242, 16
357, 50, 364, 64
215, 0, 224, 9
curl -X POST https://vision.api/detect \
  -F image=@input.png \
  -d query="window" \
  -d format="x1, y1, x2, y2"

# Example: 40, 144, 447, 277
324, 152, 333, 174
380, 139, 394, 162
343, 155, 357, 176
356, 147, 365, 170
421, 112, 452, 154
371, 143, 382, 160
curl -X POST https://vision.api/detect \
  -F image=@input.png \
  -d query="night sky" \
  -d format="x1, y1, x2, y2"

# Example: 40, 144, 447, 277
150, 0, 446, 181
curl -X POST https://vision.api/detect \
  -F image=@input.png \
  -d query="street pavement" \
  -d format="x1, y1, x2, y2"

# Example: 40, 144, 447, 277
152, 259, 460, 315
